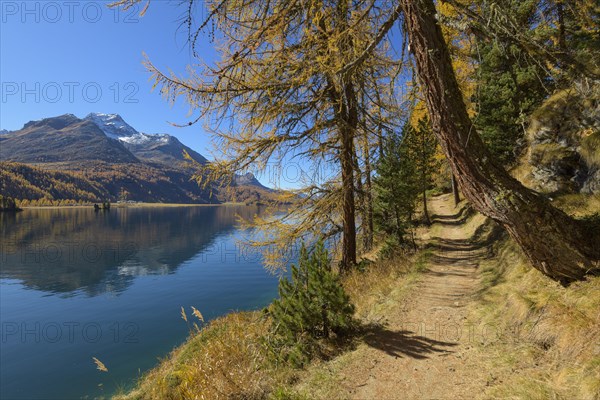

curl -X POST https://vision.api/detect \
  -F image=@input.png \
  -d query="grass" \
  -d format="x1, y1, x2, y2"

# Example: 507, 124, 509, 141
581, 130, 600, 168
113, 246, 430, 400
469, 194, 600, 400
114, 194, 599, 399
344, 249, 430, 323
114, 311, 281, 400
550, 192, 600, 217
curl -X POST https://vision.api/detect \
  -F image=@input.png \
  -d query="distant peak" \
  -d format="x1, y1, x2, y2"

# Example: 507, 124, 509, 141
23, 114, 81, 131
86, 112, 122, 120
85, 112, 138, 138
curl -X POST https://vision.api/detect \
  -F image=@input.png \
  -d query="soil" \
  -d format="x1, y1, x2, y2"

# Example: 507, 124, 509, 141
331, 194, 493, 399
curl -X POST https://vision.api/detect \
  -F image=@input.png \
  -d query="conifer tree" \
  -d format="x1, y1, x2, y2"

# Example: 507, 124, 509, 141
373, 123, 419, 247
269, 240, 355, 366
403, 116, 439, 224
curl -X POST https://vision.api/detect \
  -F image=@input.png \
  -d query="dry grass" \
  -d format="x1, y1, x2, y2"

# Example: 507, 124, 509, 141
114, 312, 280, 400
581, 130, 600, 168
343, 250, 429, 323
470, 195, 600, 399
113, 247, 430, 400
551, 193, 600, 217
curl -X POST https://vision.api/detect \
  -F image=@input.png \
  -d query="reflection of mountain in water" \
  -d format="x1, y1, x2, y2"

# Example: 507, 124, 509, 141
0, 206, 265, 296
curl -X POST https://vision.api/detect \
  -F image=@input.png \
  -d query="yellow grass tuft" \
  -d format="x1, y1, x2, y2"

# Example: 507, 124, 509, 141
191, 306, 204, 322
93, 357, 108, 372
180, 306, 187, 323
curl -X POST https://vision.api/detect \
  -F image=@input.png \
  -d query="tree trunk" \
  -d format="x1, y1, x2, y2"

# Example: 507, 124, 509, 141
354, 150, 366, 250
451, 173, 460, 206
399, 0, 599, 283
340, 123, 357, 271
362, 132, 374, 251
336, 0, 357, 272
422, 190, 430, 225
420, 126, 431, 225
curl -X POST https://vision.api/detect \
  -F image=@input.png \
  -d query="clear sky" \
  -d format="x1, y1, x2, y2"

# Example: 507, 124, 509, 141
0, 0, 331, 189
0, 0, 404, 189
1, 1, 231, 166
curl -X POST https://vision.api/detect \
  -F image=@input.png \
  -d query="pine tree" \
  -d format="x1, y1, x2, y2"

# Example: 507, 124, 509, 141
404, 116, 440, 224
474, 30, 548, 165
373, 123, 420, 248
269, 240, 355, 366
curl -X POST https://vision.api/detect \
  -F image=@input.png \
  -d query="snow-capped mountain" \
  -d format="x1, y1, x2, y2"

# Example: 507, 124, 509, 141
85, 113, 170, 145
84, 113, 139, 139
0, 113, 277, 204
85, 113, 207, 166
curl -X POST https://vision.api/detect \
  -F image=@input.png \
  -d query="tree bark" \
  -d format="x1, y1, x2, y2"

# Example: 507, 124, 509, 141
337, 0, 358, 272
422, 190, 430, 225
399, 0, 599, 283
451, 173, 460, 206
362, 131, 374, 251
340, 120, 357, 271
420, 124, 431, 225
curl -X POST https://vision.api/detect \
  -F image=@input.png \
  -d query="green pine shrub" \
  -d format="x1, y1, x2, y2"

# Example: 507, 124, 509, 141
268, 240, 355, 366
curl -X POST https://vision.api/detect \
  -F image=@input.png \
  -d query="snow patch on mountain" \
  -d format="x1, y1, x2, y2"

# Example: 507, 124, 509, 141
120, 132, 170, 145
85, 113, 138, 139
86, 113, 171, 145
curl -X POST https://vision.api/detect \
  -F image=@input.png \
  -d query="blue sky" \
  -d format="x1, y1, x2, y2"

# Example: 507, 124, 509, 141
1, 2, 222, 159
0, 0, 405, 189
0, 0, 337, 189
0, 0, 332, 189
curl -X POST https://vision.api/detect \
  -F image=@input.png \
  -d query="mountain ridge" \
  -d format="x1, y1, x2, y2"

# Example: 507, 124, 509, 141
0, 113, 276, 204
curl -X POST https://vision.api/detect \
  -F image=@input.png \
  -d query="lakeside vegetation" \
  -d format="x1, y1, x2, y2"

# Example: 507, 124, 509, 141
2, 0, 598, 398
114, 193, 599, 399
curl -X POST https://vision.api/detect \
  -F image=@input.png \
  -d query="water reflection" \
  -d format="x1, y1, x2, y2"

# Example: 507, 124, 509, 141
0, 205, 283, 400
0, 205, 264, 296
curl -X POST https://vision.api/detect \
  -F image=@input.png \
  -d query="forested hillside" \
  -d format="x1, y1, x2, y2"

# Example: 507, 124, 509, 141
0, 113, 278, 205
0, 161, 216, 205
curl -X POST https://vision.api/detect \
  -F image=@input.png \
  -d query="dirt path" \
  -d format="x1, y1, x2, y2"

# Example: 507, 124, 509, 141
333, 194, 493, 399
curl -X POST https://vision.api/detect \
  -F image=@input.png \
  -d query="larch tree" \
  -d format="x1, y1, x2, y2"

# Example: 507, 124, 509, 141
110, 0, 403, 271
399, 0, 599, 283
112, 0, 599, 283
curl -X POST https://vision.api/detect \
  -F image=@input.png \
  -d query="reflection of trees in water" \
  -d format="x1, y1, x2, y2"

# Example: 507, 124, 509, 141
0, 206, 265, 296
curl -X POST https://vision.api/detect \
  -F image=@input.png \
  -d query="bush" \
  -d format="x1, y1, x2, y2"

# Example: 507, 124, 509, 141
268, 240, 355, 366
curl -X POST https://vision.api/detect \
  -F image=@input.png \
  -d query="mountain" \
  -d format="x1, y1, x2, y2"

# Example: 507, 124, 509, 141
84, 113, 208, 168
0, 113, 279, 204
0, 114, 139, 164
234, 172, 273, 191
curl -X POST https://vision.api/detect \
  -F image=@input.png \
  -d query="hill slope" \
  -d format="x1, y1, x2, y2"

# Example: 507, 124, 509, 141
113, 193, 599, 400
0, 114, 139, 164
0, 114, 277, 204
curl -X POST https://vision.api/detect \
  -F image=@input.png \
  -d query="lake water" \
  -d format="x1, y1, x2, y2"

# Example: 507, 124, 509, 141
0, 206, 288, 399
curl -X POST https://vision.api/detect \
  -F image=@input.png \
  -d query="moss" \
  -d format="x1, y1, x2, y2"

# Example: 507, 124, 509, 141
581, 129, 600, 167
529, 142, 575, 166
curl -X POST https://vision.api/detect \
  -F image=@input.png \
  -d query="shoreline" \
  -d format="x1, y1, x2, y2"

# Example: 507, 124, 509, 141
20, 202, 249, 209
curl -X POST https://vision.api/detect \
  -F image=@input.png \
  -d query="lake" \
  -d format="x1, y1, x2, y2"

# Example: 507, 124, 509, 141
0, 205, 289, 399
